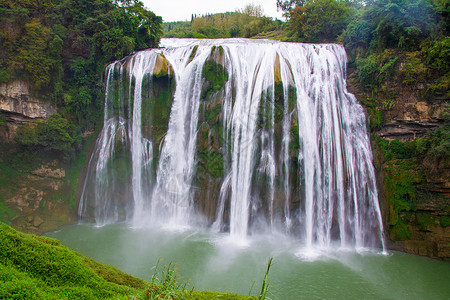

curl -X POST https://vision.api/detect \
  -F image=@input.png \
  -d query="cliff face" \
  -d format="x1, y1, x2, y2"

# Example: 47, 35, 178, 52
347, 59, 450, 260
0, 159, 77, 234
0, 81, 78, 234
0, 51, 448, 259
0, 80, 56, 142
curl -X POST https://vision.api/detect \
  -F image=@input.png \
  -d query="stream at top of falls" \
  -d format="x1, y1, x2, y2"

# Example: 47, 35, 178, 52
46, 223, 450, 300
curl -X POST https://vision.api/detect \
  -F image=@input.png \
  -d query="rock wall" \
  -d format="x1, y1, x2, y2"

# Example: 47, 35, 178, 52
0, 80, 56, 142
0, 80, 78, 234
0, 157, 78, 234
347, 65, 450, 260
0, 80, 56, 119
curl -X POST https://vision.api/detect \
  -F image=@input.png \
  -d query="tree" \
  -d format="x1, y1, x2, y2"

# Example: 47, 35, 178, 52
276, 0, 307, 18
289, 0, 352, 42
240, 3, 265, 17
9, 20, 51, 89
341, 0, 440, 52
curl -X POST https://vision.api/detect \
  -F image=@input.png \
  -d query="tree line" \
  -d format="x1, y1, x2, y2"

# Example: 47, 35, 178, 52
164, 4, 283, 38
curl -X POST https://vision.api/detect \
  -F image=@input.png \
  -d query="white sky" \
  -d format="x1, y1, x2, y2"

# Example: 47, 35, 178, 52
142, 0, 284, 22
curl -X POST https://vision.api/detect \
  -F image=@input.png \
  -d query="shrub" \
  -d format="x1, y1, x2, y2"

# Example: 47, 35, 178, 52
388, 139, 415, 159
15, 114, 81, 161
425, 36, 450, 74
356, 52, 398, 89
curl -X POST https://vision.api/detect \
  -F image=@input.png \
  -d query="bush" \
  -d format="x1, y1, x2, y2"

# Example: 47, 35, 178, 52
15, 114, 81, 161
356, 51, 398, 89
388, 139, 415, 159
288, 0, 352, 42
425, 36, 450, 73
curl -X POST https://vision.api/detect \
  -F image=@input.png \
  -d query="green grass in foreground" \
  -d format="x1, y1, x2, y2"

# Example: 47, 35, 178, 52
0, 222, 259, 299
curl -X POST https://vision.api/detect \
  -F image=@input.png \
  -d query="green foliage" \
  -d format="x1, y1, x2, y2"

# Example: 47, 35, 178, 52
425, 36, 450, 73
388, 171, 417, 208
164, 6, 282, 39
258, 257, 273, 300
370, 109, 383, 130
0, 114, 7, 127
94, 27, 135, 61
205, 106, 222, 124
416, 212, 436, 230
289, 124, 300, 155
402, 52, 427, 84
14, 122, 41, 146
388, 139, 415, 159
362, 98, 383, 130
146, 260, 187, 299
0, 222, 146, 299
382, 98, 396, 111
381, 141, 425, 231
424, 36, 450, 97
440, 215, 450, 227
423, 127, 450, 162
288, 0, 352, 42
341, 17, 375, 51
426, 74, 450, 98
201, 60, 229, 99
356, 51, 399, 89
344, 0, 440, 52
390, 220, 411, 241
288, 86, 297, 112
377, 0, 438, 49
15, 114, 81, 161
276, 0, 306, 18
415, 104, 450, 163
188, 45, 199, 64
0, 223, 256, 299
0, 65, 11, 84
9, 20, 51, 90
197, 148, 225, 178
0, 0, 163, 131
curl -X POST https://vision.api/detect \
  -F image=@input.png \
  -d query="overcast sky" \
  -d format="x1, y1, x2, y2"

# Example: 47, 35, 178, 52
141, 0, 284, 22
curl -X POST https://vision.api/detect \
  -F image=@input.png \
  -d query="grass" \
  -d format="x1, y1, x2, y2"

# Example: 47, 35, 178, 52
258, 257, 273, 300
0, 222, 271, 299
0, 222, 146, 299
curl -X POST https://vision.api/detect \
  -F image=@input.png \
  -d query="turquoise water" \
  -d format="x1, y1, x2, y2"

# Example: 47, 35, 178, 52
46, 223, 450, 299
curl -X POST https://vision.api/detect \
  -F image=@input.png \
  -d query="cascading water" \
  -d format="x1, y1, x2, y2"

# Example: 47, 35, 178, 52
79, 38, 385, 251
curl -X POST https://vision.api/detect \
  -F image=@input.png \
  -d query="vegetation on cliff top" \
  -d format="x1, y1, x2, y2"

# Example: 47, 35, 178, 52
164, 4, 283, 39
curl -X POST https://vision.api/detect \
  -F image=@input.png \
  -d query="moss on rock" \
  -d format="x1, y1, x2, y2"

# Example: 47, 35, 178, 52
201, 60, 229, 100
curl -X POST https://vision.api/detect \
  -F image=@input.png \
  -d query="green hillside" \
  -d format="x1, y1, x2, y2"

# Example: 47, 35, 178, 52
0, 222, 257, 299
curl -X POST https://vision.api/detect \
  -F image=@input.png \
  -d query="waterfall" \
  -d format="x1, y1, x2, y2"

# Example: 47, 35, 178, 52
79, 38, 385, 251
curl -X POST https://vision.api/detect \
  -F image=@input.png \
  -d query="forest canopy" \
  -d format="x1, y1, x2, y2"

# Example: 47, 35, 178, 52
0, 0, 163, 130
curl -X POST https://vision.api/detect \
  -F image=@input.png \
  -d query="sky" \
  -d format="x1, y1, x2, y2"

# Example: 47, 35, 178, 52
141, 0, 284, 22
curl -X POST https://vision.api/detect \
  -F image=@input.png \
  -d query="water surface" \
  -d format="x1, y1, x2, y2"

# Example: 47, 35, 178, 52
46, 223, 450, 299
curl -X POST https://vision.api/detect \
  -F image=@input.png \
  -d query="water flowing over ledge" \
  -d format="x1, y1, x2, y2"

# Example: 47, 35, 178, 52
79, 38, 386, 252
